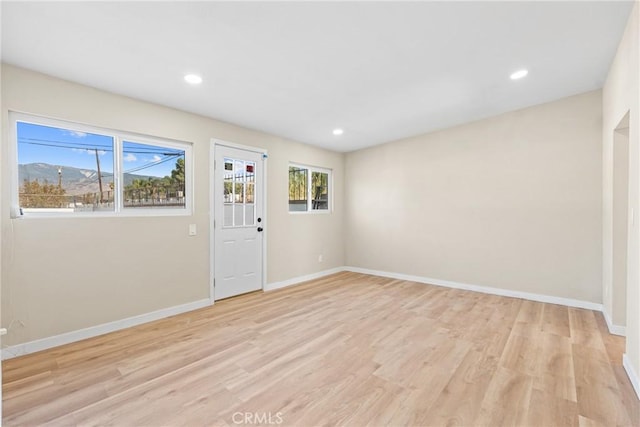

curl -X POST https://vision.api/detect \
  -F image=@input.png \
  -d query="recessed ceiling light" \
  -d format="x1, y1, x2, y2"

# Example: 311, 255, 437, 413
184, 74, 203, 85
510, 69, 528, 80
333, 128, 344, 136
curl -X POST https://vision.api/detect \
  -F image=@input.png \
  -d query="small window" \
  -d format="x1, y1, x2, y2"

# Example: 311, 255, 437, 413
122, 141, 186, 210
288, 164, 331, 212
11, 112, 192, 216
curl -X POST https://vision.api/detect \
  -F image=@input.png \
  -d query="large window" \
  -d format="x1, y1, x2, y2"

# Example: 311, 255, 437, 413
288, 164, 331, 212
11, 113, 192, 216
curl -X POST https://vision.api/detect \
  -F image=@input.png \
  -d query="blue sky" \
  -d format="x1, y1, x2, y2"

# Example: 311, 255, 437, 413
17, 122, 183, 178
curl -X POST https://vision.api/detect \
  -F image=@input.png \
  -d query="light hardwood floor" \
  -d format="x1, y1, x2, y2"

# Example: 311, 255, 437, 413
3, 272, 639, 426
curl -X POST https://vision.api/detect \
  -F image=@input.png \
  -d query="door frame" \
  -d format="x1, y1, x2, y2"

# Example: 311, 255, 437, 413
209, 139, 268, 304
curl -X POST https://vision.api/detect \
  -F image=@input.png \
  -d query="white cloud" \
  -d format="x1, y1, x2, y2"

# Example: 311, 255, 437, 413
71, 148, 106, 156
152, 155, 162, 162
124, 153, 137, 162
65, 130, 87, 138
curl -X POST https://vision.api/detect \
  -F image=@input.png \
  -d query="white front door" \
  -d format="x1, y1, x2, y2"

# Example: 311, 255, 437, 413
214, 144, 265, 300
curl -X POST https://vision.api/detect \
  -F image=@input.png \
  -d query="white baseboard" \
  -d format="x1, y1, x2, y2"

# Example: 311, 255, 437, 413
602, 307, 626, 336
0, 266, 622, 365
344, 266, 603, 311
1, 299, 211, 360
3, 267, 346, 360
265, 267, 345, 292
623, 354, 640, 400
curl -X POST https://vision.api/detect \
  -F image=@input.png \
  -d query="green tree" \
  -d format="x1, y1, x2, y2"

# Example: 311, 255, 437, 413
171, 158, 185, 191
158, 176, 172, 200
288, 166, 307, 202
123, 157, 185, 206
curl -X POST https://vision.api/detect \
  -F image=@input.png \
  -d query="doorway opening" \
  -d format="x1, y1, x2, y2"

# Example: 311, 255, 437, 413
612, 111, 630, 329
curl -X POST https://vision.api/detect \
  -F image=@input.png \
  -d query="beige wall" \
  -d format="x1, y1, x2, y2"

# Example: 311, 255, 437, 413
345, 90, 603, 303
603, 2, 640, 392
1, 64, 344, 346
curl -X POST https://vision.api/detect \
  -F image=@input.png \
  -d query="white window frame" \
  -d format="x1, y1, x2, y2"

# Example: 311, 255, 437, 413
9, 111, 194, 218
288, 162, 332, 214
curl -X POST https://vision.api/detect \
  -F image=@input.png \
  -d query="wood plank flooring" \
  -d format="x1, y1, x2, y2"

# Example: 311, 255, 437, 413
3, 272, 639, 426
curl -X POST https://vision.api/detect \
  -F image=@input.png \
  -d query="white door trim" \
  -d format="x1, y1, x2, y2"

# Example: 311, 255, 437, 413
213, 139, 267, 155
210, 139, 268, 303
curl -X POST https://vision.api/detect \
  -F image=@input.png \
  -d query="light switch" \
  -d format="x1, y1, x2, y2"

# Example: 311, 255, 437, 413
189, 224, 197, 236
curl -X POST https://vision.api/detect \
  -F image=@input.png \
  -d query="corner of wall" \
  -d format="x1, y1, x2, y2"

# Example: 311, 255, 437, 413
603, 306, 627, 336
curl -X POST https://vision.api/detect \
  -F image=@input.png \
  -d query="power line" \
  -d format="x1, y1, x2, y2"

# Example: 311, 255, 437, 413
73, 155, 181, 184
123, 144, 182, 154
18, 134, 185, 182
19, 141, 183, 157
19, 138, 183, 155
124, 154, 183, 174
19, 140, 114, 152
124, 151, 183, 156
19, 137, 113, 149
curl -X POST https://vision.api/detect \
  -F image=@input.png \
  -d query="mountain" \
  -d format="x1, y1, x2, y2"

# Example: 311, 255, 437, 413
18, 163, 157, 196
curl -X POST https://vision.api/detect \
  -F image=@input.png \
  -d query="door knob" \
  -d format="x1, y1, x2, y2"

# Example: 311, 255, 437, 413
257, 227, 264, 232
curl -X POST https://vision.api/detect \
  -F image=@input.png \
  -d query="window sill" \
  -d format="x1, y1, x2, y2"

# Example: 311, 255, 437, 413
13, 209, 193, 219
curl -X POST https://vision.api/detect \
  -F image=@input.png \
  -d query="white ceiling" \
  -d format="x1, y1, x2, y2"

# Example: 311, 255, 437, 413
1, 1, 634, 152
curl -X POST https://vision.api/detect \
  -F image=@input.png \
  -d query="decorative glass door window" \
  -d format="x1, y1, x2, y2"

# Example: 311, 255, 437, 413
223, 158, 256, 227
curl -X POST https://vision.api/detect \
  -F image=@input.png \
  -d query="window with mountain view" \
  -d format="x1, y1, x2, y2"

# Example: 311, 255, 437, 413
16, 121, 116, 213
12, 113, 192, 216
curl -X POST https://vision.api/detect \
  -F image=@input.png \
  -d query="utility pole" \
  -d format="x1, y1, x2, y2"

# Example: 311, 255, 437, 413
57, 166, 63, 208
95, 149, 104, 204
